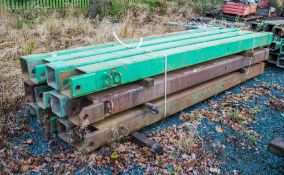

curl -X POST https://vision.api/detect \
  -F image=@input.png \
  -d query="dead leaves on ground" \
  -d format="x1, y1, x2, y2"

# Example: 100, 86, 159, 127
181, 82, 284, 132
88, 124, 222, 174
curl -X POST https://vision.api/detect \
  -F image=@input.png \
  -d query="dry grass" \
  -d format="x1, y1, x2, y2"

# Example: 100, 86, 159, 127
0, 6, 192, 116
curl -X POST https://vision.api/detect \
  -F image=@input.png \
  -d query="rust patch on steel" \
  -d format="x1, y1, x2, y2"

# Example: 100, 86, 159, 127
57, 62, 265, 152
24, 80, 46, 102
67, 49, 268, 126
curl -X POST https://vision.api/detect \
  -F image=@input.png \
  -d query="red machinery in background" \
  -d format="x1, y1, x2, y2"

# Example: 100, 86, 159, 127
259, 0, 270, 8
223, 1, 258, 16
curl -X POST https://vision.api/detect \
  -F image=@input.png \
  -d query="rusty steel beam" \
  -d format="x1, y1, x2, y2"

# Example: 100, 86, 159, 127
24, 80, 46, 102
67, 48, 269, 126
58, 62, 265, 152
268, 136, 284, 157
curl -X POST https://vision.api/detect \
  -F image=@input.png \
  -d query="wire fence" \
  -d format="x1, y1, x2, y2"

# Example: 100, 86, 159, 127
0, 0, 90, 11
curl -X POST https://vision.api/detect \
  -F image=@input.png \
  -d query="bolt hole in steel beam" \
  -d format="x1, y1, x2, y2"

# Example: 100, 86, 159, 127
71, 107, 77, 114
83, 114, 88, 120
104, 100, 113, 114
38, 93, 43, 99
75, 85, 81, 92
88, 142, 94, 147
41, 73, 46, 79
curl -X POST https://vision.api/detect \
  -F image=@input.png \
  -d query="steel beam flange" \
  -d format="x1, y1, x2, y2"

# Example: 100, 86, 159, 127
50, 91, 71, 117
24, 80, 46, 102
34, 85, 53, 109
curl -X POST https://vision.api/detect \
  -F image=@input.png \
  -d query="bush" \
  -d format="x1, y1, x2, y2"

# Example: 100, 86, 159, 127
105, 0, 223, 18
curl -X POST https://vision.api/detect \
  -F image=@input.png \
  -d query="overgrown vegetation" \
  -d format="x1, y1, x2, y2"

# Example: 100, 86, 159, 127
106, 0, 223, 17
2, 0, 201, 116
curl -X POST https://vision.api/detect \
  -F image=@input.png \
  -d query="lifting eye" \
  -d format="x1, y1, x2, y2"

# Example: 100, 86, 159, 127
112, 72, 122, 85
103, 73, 112, 87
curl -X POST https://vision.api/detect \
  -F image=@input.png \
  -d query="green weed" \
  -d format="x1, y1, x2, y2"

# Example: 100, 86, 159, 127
250, 105, 262, 114
230, 111, 247, 123
248, 135, 257, 145
23, 39, 37, 54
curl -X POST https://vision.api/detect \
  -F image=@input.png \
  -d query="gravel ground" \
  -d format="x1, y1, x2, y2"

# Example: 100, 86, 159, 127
4, 65, 284, 174
140, 65, 284, 175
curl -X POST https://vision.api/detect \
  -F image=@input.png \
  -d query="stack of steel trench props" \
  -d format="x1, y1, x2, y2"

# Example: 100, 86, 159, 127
20, 27, 273, 152
250, 20, 284, 68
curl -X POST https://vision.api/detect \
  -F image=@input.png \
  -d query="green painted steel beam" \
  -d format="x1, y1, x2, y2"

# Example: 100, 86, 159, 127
270, 41, 282, 52
34, 85, 53, 109
22, 28, 197, 61
61, 32, 273, 98
44, 28, 224, 63
42, 91, 52, 109
50, 116, 58, 134
48, 29, 243, 90
30, 28, 233, 84
37, 90, 56, 109
21, 28, 219, 81
280, 44, 284, 54
20, 42, 115, 80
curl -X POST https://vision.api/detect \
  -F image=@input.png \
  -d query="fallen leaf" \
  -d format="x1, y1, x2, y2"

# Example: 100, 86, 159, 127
23, 139, 33, 145
210, 167, 221, 174
215, 126, 224, 133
